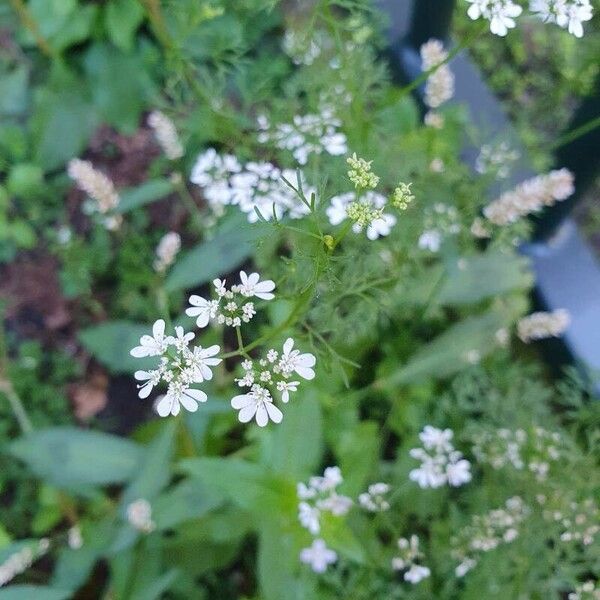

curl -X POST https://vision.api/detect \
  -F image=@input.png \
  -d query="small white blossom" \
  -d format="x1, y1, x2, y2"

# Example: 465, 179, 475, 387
300, 539, 337, 573
279, 338, 316, 380
530, 0, 593, 37
358, 482, 391, 512
239, 271, 276, 300
126, 499, 155, 533
420, 39, 454, 108
465, 0, 523, 36
230, 384, 283, 427
392, 535, 430, 584
130, 319, 170, 357
154, 232, 181, 272
148, 110, 184, 160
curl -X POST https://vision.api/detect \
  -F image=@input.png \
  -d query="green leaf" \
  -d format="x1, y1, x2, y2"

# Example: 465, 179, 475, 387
117, 179, 174, 213
386, 310, 513, 386
438, 251, 532, 305
166, 213, 265, 292
10, 427, 142, 488
32, 74, 97, 170
0, 66, 29, 117
180, 457, 294, 517
261, 389, 322, 480
105, 0, 145, 51
83, 43, 157, 133
79, 320, 152, 374
0, 587, 71, 600
153, 479, 224, 530
121, 420, 176, 509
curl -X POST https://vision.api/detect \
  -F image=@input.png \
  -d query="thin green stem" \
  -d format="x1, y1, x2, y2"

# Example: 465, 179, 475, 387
139, 0, 173, 50
173, 171, 204, 234
550, 114, 600, 151
10, 0, 56, 58
0, 379, 33, 434
156, 284, 172, 329
235, 326, 250, 359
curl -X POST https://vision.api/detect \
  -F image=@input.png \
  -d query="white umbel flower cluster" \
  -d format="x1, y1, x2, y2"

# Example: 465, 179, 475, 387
68, 158, 121, 230
190, 149, 313, 222
0, 538, 50, 587
392, 535, 431, 584
232, 337, 316, 426
130, 319, 221, 417
483, 168, 575, 225
126, 498, 156, 533
568, 580, 600, 600
358, 482, 391, 512
420, 39, 455, 109
472, 426, 563, 481
297, 466, 353, 536
153, 232, 181, 273
257, 109, 347, 165
465, 0, 523, 35
452, 496, 529, 577
148, 110, 184, 160
326, 191, 397, 240
541, 495, 599, 546
475, 141, 520, 179
517, 309, 570, 342
186, 271, 275, 329
530, 0, 594, 37
418, 203, 461, 252
409, 426, 472, 489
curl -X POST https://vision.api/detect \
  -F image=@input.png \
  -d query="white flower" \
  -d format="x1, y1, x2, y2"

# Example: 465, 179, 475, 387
530, 0, 593, 37
300, 539, 337, 573
404, 564, 431, 584
358, 482, 391, 512
420, 425, 454, 452
148, 110, 184, 160
172, 326, 195, 352
278, 338, 316, 380
466, 0, 523, 36
299, 501, 321, 534
155, 385, 207, 417
239, 271, 276, 300
277, 380, 299, 403
418, 230, 442, 252
317, 493, 353, 516
517, 309, 570, 342
130, 319, 169, 357
126, 499, 155, 533
186, 295, 218, 328
231, 385, 283, 427
409, 454, 447, 488
446, 457, 473, 486
154, 231, 181, 272
185, 344, 222, 381
68, 158, 120, 215
134, 369, 161, 399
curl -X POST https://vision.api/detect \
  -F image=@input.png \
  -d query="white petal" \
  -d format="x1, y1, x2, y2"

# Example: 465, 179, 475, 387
185, 388, 207, 403
130, 346, 150, 358
201, 344, 221, 357
239, 271, 249, 286
265, 402, 283, 424
297, 353, 316, 368
283, 338, 294, 355
152, 319, 165, 339
295, 366, 315, 380
255, 404, 269, 427
138, 381, 153, 399
238, 404, 258, 423
179, 393, 199, 413
247, 272, 260, 287
231, 394, 253, 409
156, 395, 174, 417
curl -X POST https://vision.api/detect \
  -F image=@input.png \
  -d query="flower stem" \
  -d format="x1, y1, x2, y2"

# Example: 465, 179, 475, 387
0, 379, 33, 434
9, 0, 56, 58
172, 172, 205, 235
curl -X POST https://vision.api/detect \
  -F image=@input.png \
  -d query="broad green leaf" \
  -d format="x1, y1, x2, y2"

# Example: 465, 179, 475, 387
438, 251, 532, 305
258, 522, 317, 600
386, 310, 513, 386
320, 516, 366, 564
180, 457, 294, 517
153, 479, 224, 530
83, 43, 157, 133
166, 213, 265, 292
10, 427, 142, 488
121, 420, 176, 508
0, 66, 29, 117
78, 320, 152, 374
51, 5, 97, 51
0, 587, 71, 600
105, 0, 145, 51
32, 77, 97, 170
117, 179, 174, 213
333, 421, 379, 498
262, 389, 323, 480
